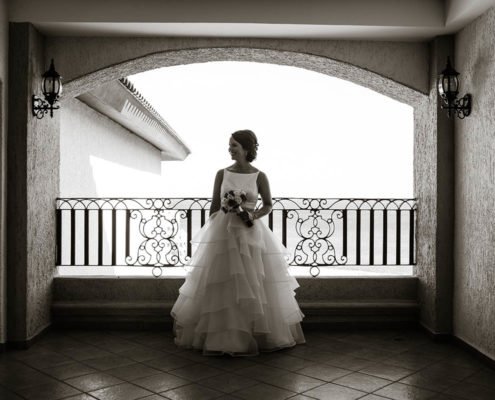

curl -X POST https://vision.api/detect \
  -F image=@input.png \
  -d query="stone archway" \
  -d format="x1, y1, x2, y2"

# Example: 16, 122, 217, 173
64, 47, 426, 108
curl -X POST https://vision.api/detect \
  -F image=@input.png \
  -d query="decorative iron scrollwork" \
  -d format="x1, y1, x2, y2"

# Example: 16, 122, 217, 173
56, 197, 417, 277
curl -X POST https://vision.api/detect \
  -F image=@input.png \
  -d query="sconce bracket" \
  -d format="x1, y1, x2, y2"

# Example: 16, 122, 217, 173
441, 93, 471, 119
32, 95, 60, 119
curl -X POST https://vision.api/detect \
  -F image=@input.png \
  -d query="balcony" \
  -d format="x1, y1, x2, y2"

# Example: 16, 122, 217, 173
53, 197, 419, 329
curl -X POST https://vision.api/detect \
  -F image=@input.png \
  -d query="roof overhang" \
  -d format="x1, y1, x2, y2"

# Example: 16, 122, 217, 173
77, 78, 191, 161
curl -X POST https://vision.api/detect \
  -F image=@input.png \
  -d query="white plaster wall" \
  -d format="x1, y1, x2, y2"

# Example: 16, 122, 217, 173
0, 0, 8, 345
60, 98, 164, 197
454, 6, 495, 359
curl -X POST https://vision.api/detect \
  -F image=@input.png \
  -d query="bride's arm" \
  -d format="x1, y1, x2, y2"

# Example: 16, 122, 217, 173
209, 169, 224, 217
253, 172, 273, 220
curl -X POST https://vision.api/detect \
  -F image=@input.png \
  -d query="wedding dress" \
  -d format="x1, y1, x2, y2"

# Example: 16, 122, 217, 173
171, 169, 305, 356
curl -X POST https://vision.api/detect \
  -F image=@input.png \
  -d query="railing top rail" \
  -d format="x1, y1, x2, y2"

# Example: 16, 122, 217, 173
56, 197, 417, 211
56, 197, 417, 200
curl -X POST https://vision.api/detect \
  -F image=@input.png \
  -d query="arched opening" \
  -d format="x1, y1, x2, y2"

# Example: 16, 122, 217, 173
58, 49, 426, 278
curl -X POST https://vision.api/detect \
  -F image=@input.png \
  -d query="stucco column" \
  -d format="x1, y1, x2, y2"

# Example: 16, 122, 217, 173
0, 0, 8, 348
7, 23, 59, 345
416, 35, 455, 335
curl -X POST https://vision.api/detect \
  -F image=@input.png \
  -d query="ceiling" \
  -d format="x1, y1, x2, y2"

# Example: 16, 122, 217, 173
8, 0, 495, 41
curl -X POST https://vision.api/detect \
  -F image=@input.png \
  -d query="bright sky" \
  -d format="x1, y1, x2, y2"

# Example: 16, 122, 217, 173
128, 61, 413, 198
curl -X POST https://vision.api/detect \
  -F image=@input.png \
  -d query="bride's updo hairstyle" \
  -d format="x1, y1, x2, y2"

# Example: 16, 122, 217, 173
232, 130, 259, 162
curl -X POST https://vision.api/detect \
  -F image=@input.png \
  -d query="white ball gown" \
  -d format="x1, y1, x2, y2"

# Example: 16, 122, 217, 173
171, 169, 305, 356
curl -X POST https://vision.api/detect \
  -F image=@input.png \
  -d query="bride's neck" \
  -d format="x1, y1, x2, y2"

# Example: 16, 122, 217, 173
231, 160, 252, 171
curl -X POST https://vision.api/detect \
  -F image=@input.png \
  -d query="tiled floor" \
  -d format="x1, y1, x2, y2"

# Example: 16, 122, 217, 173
0, 328, 494, 400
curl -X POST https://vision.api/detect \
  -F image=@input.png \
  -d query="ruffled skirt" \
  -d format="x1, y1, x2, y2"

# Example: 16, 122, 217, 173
170, 211, 305, 356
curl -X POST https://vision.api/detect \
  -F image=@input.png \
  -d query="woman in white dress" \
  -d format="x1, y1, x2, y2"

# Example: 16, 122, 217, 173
171, 130, 305, 356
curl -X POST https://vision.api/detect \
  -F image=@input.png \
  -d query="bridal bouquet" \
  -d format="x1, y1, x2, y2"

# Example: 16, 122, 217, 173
221, 190, 253, 227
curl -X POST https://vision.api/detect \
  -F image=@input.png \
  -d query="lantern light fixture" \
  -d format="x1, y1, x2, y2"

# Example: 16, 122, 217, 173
437, 57, 471, 119
32, 59, 62, 119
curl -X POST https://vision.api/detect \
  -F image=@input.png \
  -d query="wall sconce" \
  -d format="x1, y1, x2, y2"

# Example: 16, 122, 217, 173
437, 57, 471, 119
32, 59, 62, 119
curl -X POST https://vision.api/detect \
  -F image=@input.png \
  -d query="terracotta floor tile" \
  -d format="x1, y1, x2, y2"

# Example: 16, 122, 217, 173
168, 363, 224, 381
60, 346, 114, 361
116, 346, 167, 362
199, 371, 258, 393
0, 386, 24, 400
333, 371, 392, 392
262, 354, 316, 371
399, 370, 459, 392
262, 371, 326, 393
14, 381, 81, 400
421, 361, 477, 381
201, 356, 258, 371
235, 364, 288, 381
143, 354, 195, 371
374, 382, 437, 400
0, 369, 58, 390
323, 354, 375, 371
232, 382, 296, 400
0, 328, 493, 400
444, 381, 495, 400
465, 368, 495, 390
64, 372, 123, 392
89, 382, 154, 400
105, 363, 163, 380
44, 361, 98, 380
131, 371, 190, 393
82, 354, 135, 371
358, 362, 415, 381
163, 383, 224, 400
302, 382, 366, 400
297, 363, 352, 381
382, 351, 439, 370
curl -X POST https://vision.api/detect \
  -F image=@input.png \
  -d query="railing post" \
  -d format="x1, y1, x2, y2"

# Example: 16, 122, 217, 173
282, 209, 287, 247
98, 209, 103, 266
56, 208, 61, 265
187, 210, 192, 258
396, 209, 401, 265
409, 209, 415, 265
342, 209, 347, 260
125, 210, 130, 261
356, 209, 361, 265
383, 210, 388, 265
84, 209, 89, 266
369, 209, 374, 265
70, 209, 76, 266
111, 209, 117, 266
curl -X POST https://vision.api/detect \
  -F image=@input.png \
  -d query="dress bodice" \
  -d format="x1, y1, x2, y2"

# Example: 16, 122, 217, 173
220, 169, 259, 210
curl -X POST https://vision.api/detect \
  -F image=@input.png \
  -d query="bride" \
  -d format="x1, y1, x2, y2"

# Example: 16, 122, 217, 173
171, 129, 305, 356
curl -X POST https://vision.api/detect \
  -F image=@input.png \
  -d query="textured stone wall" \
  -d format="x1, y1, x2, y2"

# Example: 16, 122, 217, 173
0, 0, 8, 345
7, 23, 58, 341
454, 6, 495, 360
45, 37, 429, 96
414, 36, 455, 334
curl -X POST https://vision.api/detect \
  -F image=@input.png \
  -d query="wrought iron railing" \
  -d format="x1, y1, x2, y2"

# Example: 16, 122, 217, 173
56, 198, 417, 277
